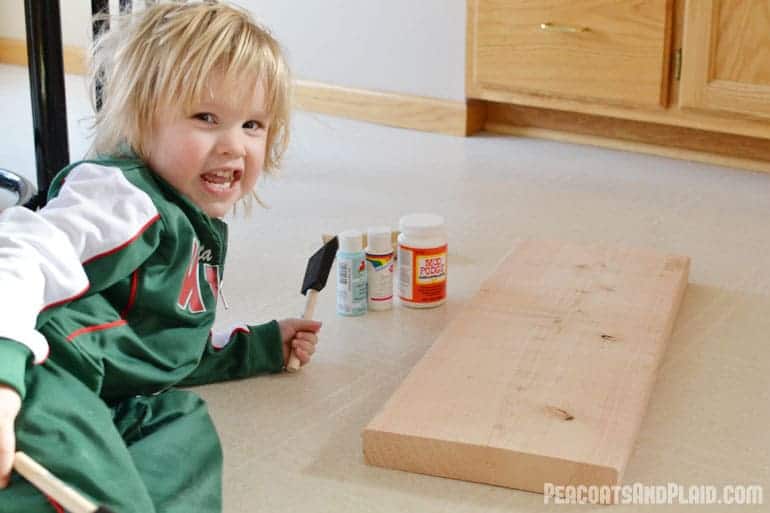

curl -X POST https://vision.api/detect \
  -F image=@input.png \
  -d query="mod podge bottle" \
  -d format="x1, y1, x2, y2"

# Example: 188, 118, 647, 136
397, 213, 447, 308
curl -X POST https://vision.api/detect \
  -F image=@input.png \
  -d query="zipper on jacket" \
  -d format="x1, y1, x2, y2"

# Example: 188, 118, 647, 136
219, 283, 230, 310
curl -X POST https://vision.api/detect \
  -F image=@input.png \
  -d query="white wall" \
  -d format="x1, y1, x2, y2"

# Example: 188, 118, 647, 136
231, 0, 466, 101
0, 0, 92, 47
0, 0, 466, 101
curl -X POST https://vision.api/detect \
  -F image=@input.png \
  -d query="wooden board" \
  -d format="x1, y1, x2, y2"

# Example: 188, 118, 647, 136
363, 240, 689, 500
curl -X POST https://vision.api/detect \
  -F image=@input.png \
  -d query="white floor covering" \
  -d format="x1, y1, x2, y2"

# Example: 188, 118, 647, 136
2, 63, 769, 512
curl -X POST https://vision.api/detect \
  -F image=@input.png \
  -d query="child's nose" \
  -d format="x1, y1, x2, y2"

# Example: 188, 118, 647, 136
215, 128, 246, 157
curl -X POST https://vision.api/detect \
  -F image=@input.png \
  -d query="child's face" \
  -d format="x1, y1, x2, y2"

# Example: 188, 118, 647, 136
146, 77, 269, 218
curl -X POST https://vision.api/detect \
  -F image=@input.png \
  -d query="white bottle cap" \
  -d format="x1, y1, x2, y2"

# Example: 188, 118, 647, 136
399, 213, 446, 238
366, 226, 392, 254
338, 229, 363, 253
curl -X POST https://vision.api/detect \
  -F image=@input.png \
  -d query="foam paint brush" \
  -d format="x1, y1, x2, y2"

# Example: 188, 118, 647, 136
286, 236, 339, 372
14, 452, 117, 513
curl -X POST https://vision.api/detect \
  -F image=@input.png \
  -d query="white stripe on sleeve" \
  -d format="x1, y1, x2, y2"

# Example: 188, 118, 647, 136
211, 324, 250, 350
0, 163, 160, 363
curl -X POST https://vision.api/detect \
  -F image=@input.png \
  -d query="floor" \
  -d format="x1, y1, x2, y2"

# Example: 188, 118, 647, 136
2, 63, 769, 511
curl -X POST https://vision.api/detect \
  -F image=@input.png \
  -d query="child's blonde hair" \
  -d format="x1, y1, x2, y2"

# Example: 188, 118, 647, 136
88, 1, 290, 176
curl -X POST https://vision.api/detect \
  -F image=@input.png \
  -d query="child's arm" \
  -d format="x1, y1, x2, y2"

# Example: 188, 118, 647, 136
0, 163, 162, 399
180, 318, 321, 386
0, 204, 90, 393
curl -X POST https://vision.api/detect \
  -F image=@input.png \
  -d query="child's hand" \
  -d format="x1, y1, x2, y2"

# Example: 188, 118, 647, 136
0, 384, 21, 488
278, 318, 322, 368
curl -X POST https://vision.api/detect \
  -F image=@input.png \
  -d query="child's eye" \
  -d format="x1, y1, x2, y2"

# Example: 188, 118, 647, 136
194, 113, 216, 124
243, 120, 264, 131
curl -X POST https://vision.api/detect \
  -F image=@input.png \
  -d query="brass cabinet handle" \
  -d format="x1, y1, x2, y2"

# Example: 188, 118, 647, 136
539, 22, 590, 33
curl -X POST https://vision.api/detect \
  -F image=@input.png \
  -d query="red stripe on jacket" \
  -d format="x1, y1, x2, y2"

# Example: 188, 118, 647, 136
66, 319, 127, 342
83, 214, 161, 265
42, 284, 90, 312
46, 496, 65, 513
120, 270, 139, 318
41, 214, 161, 312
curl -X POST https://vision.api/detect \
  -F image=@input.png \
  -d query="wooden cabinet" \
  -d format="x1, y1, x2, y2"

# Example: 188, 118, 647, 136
470, 0, 674, 108
680, 0, 770, 121
467, 0, 770, 171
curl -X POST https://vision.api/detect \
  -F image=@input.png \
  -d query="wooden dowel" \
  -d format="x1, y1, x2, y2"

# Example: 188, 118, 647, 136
14, 452, 97, 513
286, 289, 319, 372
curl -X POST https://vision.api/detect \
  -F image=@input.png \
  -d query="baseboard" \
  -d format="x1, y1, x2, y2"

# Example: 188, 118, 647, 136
485, 103, 770, 174
0, 37, 86, 75
294, 81, 484, 137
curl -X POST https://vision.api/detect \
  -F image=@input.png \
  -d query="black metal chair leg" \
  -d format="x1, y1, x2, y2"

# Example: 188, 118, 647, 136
91, 0, 110, 113
24, 0, 70, 208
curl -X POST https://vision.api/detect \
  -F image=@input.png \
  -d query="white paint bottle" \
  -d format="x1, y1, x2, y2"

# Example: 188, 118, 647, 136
365, 226, 394, 311
397, 213, 447, 308
336, 230, 367, 316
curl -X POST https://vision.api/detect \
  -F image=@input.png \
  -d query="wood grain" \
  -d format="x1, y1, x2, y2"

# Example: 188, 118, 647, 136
466, 1, 770, 141
485, 102, 770, 173
468, 0, 674, 108
293, 80, 477, 137
0, 37, 86, 75
364, 240, 690, 501
14, 452, 97, 513
679, 0, 770, 120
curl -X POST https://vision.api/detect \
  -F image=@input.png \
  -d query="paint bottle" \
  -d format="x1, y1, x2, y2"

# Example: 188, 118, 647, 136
365, 226, 394, 311
336, 230, 367, 316
397, 213, 448, 308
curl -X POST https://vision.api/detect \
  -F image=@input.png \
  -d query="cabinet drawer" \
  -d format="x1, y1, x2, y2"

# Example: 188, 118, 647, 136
468, 0, 674, 108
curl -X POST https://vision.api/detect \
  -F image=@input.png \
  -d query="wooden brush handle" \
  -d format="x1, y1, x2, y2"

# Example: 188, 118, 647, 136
286, 289, 319, 372
14, 452, 98, 513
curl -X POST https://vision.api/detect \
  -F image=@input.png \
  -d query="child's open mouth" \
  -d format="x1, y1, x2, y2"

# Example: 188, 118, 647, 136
201, 169, 242, 193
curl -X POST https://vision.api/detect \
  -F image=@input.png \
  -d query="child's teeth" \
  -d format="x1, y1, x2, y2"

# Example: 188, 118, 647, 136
203, 171, 233, 187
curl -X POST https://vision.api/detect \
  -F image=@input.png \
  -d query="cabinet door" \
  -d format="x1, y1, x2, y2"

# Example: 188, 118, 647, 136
467, 0, 674, 108
680, 0, 770, 120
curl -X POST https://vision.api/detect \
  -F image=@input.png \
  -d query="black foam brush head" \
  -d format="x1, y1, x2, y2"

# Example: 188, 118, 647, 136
301, 236, 339, 295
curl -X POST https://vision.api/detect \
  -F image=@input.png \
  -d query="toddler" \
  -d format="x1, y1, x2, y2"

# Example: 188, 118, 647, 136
0, 2, 319, 512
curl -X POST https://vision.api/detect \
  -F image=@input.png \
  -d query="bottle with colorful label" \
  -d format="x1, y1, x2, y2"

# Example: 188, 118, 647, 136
397, 213, 447, 308
365, 226, 394, 311
336, 230, 368, 316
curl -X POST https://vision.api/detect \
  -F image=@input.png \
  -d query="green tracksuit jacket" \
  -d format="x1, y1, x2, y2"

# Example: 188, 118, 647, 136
0, 158, 284, 512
